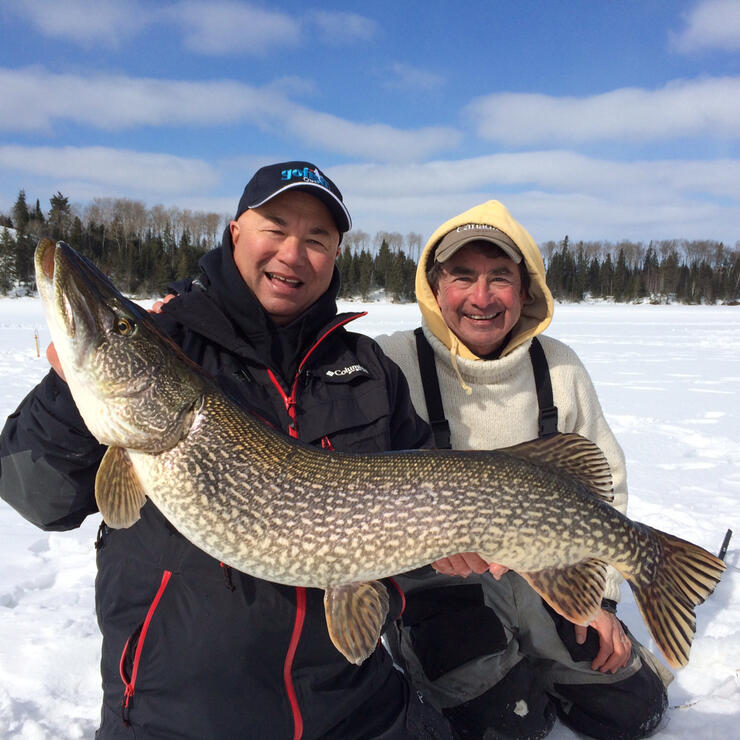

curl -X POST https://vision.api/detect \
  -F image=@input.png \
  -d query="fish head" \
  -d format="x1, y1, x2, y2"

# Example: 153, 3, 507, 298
35, 239, 204, 452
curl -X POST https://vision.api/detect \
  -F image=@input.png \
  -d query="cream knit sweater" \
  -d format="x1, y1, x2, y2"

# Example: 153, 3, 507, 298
375, 325, 628, 602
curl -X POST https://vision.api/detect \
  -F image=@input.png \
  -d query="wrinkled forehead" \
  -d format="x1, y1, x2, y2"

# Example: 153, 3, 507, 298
441, 241, 520, 270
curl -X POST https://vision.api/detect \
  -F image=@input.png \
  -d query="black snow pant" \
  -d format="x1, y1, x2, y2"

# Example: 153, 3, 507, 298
389, 573, 670, 740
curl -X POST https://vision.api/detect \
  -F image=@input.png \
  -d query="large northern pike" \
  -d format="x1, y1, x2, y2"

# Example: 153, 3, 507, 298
35, 239, 725, 669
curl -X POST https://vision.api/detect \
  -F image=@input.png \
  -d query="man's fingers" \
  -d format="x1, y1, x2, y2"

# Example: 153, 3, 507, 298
432, 553, 490, 577
488, 563, 510, 581
432, 556, 466, 576
574, 624, 588, 645
150, 293, 177, 314
461, 553, 490, 574
590, 615, 632, 673
46, 342, 66, 381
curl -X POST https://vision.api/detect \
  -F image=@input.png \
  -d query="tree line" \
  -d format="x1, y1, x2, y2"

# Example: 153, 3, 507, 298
1, 189, 738, 304
543, 236, 739, 304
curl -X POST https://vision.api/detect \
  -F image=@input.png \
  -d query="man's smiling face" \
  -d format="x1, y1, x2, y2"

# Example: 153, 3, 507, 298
230, 190, 340, 325
433, 242, 527, 357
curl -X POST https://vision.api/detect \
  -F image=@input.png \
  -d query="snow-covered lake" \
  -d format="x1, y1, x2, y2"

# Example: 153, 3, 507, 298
0, 297, 738, 738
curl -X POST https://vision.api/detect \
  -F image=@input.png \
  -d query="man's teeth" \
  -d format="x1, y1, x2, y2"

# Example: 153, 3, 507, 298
268, 273, 300, 285
465, 312, 500, 320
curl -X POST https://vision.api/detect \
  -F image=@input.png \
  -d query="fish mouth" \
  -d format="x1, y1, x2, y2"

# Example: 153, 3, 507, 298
37, 239, 56, 284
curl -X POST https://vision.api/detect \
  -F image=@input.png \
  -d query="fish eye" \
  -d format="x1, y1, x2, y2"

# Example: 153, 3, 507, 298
115, 317, 134, 335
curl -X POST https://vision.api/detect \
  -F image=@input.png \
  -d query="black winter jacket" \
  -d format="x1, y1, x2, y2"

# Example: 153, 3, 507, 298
0, 238, 442, 739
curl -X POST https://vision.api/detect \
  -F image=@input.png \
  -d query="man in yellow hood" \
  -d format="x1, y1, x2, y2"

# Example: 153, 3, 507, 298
377, 201, 670, 739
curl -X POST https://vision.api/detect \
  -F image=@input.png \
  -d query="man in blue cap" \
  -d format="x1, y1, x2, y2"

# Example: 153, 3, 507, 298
0, 161, 454, 739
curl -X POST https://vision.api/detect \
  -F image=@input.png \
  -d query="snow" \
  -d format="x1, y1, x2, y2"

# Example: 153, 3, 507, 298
0, 296, 738, 739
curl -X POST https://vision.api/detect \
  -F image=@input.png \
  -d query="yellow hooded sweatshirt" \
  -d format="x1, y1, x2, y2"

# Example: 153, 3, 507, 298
416, 200, 554, 371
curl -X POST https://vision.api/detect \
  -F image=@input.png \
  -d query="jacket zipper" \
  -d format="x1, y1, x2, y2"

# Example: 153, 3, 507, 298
265, 312, 365, 740
119, 570, 172, 726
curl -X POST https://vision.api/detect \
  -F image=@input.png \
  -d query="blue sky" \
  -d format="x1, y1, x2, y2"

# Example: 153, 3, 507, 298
1, 0, 739, 245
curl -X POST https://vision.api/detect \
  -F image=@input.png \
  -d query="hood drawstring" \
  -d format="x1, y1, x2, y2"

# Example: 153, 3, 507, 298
448, 336, 472, 395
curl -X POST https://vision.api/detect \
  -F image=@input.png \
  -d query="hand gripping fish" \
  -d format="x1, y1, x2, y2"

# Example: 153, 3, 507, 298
35, 240, 725, 669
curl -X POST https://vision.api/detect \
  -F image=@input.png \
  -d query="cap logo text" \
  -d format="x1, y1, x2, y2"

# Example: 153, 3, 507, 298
281, 167, 329, 189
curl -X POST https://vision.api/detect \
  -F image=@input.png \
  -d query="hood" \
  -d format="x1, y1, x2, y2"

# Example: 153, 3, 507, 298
416, 200, 553, 361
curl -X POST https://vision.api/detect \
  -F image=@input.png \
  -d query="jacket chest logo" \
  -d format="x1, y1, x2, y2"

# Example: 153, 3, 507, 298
325, 364, 369, 378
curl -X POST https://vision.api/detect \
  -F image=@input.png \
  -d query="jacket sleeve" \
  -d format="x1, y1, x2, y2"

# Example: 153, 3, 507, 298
0, 369, 104, 531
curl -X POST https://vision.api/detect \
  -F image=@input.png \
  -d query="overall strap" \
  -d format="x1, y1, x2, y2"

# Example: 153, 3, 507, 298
528, 336, 559, 437
413, 328, 451, 449
414, 329, 559, 446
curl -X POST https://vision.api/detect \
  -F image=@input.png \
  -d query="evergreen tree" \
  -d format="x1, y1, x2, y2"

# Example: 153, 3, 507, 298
613, 248, 628, 301
643, 245, 660, 296
358, 249, 373, 300
574, 243, 587, 300
14, 231, 36, 288
48, 191, 72, 240
587, 257, 601, 297
661, 250, 680, 297
387, 251, 406, 301
599, 253, 614, 297
337, 244, 359, 297
12, 190, 30, 234
0, 227, 16, 294
375, 240, 392, 289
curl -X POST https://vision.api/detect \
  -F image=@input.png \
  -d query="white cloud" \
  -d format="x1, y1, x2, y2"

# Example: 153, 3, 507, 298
0, 145, 219, 195
6, 0, 148, 46
332, 153, 740, 242
466, 76, 740, 145
671, 0, 740, 53
306, 11, 379, 42
171, 1, 300, 55
333, 152, 740, 201
0, 67, 460, 161
383, 63, 445, 92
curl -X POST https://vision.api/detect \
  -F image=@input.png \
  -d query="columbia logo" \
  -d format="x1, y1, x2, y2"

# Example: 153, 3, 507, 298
325, 364, 368, 377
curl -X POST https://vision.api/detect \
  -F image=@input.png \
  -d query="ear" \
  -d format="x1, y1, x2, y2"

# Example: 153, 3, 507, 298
229, 219, 240, 244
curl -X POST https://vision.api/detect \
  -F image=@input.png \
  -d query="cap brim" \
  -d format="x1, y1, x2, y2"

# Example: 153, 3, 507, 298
436, 234, 522, 264
248, 181, 352, 233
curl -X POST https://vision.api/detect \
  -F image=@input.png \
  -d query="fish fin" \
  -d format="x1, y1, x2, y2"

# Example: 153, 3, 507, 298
502, 433, 613, 503
324, 581, 389, 665
95, 446, 147, 528
625, 527, 725, 669
520, 558, 607, 625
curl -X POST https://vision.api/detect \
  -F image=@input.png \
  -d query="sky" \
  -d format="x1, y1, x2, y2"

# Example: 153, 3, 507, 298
0, 0, 739, 246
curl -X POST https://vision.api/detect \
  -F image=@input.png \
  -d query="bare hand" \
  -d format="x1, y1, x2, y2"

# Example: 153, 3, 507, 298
433, 552, 498, 578
46, 342, 65, 381
150, 293, 177, 313
574, 609, 632, 673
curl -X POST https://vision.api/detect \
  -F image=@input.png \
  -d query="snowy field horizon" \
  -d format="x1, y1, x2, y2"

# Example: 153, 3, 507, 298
0, 296, 738, 738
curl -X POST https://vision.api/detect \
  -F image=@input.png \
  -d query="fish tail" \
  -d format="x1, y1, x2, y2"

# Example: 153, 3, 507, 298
627, 527, 725, 668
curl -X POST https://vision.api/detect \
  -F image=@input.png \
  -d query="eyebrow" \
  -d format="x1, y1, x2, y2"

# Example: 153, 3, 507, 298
445, 265, 516, 277
262, 213, 332, 237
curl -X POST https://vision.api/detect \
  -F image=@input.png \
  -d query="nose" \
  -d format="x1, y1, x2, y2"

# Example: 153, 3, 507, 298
471, 276, 494, 305
276, 235, 305, 266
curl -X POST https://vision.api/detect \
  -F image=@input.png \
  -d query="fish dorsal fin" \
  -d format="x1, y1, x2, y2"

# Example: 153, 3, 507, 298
520, 558, 608, 625
324, 581, 389, 665
501, 433, 613, 503
95, 446, 147, 528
